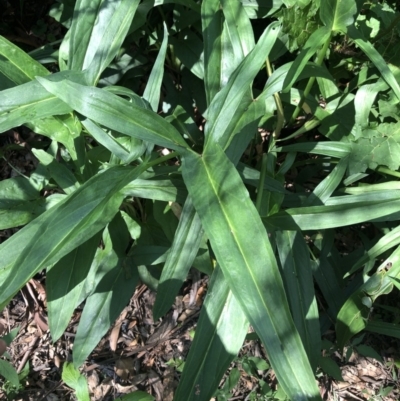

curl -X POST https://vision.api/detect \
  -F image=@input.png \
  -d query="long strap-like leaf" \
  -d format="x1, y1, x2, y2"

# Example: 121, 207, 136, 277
182, 145, 321, 401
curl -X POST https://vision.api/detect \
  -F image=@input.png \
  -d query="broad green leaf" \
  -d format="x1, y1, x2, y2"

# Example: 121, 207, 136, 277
68, 0, 140, 84
36, 78, 189, 152
47, 233, 101, 342
143, 23, 168, 112
205, 21, 280, 148
276, 230, 320, 371
62, 362, 90, 401
0, 164, 146, 310
276, 2, 321, 52
0, 36, 49, 84
201, 0, 223, 105
174, 266, 248, 401
267, 198, 400, 231
73, 214, 140, 367
320, 0, 359, 33
182, 145, 321, 400
32, 149, 80, 195
0, 37, 82, 158
0, 177, 46, 229
282, 26, 331, 93
0, 360, 20, 388
153, 197, 204, 320
347, 25, 400, 102
319, 356, 343, 381
348, 123, 400, 174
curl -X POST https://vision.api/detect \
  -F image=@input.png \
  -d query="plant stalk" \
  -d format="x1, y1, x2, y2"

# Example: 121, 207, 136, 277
289, 35, 331, 126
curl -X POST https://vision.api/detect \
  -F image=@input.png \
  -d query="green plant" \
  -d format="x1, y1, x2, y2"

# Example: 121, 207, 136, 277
0, 328, 29, 400
1, 0, 400, 400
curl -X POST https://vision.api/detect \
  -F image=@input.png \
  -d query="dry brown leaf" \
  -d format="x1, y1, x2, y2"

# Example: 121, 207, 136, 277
115, 358, 135, 380
109, 308, 128, 352
0, 339, 7, 356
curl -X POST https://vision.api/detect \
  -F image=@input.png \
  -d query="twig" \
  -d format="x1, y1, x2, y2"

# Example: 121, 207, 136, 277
17, 336, 40, 373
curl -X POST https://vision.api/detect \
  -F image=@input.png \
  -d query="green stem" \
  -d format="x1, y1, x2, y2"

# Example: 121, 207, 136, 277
289, 35, 331, 126
266, 58, 285, 139
376, 166, 400, 178
146, 151, 179, 169
255, 153, 269, 212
